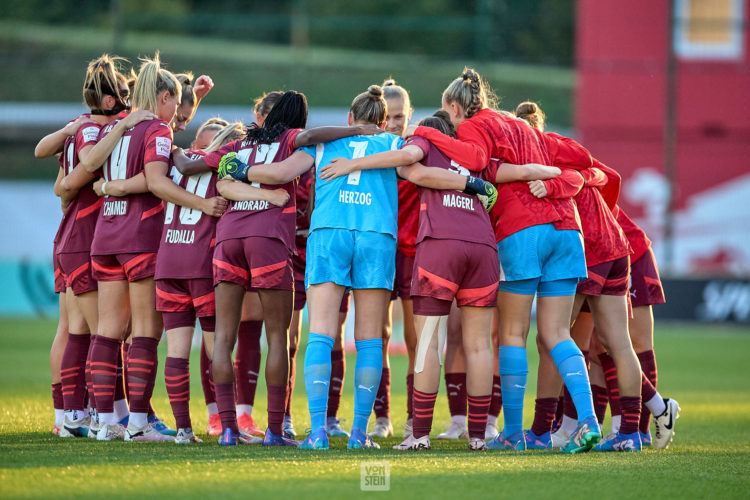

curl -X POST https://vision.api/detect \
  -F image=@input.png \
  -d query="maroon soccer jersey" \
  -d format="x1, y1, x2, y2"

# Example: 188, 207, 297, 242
397, 180, 419, 257
406, 136, 495, 249
203, 128, 301, 250
295, 168, 313, 252
55, 116, 104, 254
155, 151, 220, 280
90, 118, 170, 256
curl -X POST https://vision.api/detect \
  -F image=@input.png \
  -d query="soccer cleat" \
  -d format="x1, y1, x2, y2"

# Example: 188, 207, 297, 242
175, 428, 203, 444
485, 421, 499, 440
524, 429, 552, 450
206, 413, 222, 436
62, 414, 90, 438
263, 428, 301, 447
393, 434, 431, 450
348, 427, 380, 449
640, 430, 652, 447
218, 428, 259, 446
148, 415, 177, 437
326, 417, 350, 437
88, 412, 100, 439
97, 423, 126, 441
125, 422, 175, 442
237, 412, 264, 437
368, 417, 393, 438
298, 427, 330, 450
437, 419, 468, 440
283, 416, 296, 439
560, 416, 601, 454
550, 427, 571, 448
653, 398, 680, 449
487, 430, 526, 451
469, 437, 488, 451
402, 418, 413, 438
58, 426, 74, 438
594, 431, 641, 452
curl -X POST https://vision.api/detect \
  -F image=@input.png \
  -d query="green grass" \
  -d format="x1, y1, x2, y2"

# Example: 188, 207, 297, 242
1, 318, 749, 499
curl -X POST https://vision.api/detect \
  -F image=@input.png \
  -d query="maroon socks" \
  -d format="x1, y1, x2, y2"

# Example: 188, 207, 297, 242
234, 320, 262, 409
445, 372, 467, 417
267, 384, 287, 435
327, 349, 345, 419
592, 384, 609, 425
200, 341, 216, 407
374, 367, 391, 419
412, 389, 438, 439
90, 336, 120, 414
60, 333, 91, 411
467, 394, 491, 439
126, 337, 159, 414
215, 383, 238, 434
406, 373, 414, 421
531, 397, 558, 436
165, 357, 191, 430
638, 350, 658, 434
489, 375, 502, 418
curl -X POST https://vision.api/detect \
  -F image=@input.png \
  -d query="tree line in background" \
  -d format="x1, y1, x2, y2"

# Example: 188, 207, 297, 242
3, 0, 575, 65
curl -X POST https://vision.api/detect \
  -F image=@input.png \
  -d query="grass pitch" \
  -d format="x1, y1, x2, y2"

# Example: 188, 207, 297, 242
0, 318, 748, 499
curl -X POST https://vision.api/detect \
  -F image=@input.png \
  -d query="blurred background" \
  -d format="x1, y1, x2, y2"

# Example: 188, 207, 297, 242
0, 0, 748, 325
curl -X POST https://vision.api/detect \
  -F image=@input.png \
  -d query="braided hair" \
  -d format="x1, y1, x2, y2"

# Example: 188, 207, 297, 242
245, 90, 308, 144
442, 67, 498, 119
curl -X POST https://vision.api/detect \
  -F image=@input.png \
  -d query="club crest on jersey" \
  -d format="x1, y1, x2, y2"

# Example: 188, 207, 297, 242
155, 137, 172, 157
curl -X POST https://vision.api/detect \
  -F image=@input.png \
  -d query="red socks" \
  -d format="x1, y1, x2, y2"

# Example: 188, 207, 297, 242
638, 350, 658, 433
619, 396, 642, 435
467, 394, 491, 439
126, 337, 159, 414
374, 367, 391, 419
489, 375, 502, 417
215, 383, 238, 433
286, 346, 298, 418
599, 352, 622, 418
90, 336, 120, 414
60, 333, 91, 411
531, 397, 558, 436
445, 372, 467, 417
165, 357, 191, 430
199, 341, 215, 406
406, 374, 414, 420
234, 320, 262, 408
327, 349, 345, 418
267, 384, 287, 435
592, 384, 609, 425
412, 389, 438, 439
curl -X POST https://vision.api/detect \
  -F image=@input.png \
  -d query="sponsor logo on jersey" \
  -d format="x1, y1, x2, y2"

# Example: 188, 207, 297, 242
232, 200, 269, 211
165, 229, 195, 245
82, 126, 100, 143
155, 137, 172, 158
442, 193, 474, 210
103, 200, 127, 216
339, 190, 372, 206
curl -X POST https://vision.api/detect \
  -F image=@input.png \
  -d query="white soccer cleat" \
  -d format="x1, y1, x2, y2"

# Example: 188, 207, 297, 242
125, 422, 175, 442
402, 418, 413, 438
437, 419, 468, 440
393, 434, 431, 450
368, 417, 393, 438
62, 413, 90, 438
88, 414, 101, 439
653, 398, 680, 449
97, 423, 126, 441
175, 428, 203, 444
485, 421, 499, 440
469, 437, 488, 451
550, 427, 571, 448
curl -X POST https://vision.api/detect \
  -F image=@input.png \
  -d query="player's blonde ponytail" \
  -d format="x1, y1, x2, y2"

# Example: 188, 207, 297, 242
131, 53, 180, 113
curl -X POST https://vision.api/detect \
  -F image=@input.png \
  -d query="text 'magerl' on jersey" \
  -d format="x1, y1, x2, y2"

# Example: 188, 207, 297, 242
90, 118, 171, 256
301, 133, 404, 238
406, 136, 495, 249
155, 150, 220, 280
55, 116, 103, 254
202, 128, 302, 250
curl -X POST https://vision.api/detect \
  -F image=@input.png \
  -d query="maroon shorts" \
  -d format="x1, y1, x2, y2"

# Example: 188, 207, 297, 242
390, 251, 415, 301
156, 277, 216, 331
213, 237, 293, 291
91, 253, 157, 282
411, 239, 499, 316
577, 256, 630, 296
53, 252, 65, 294
629, 248, 666, 307
58, 252, 97, 295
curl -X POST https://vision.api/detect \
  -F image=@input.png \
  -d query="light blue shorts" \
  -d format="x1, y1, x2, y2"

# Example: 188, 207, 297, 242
305, 228, 396, 290
497, 223, 587, 296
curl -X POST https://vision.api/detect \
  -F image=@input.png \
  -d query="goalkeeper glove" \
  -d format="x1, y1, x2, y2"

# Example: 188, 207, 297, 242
218, 152, 251, 181
463, 175, 498, 212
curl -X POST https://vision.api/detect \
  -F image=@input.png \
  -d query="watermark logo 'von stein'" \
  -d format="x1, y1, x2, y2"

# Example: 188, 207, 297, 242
361, 461, 390, 491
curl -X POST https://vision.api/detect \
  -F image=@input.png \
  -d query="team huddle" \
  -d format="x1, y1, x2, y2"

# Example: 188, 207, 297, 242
37, 51, 679, 453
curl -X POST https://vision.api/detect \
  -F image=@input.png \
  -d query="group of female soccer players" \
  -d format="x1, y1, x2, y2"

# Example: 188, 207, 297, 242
37, 52, 679, 453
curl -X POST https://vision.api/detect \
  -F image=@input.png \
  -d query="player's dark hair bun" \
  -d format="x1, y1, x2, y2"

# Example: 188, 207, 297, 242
382, 78, 397, 87
515, 101, 539, 117
367, 85, 383, 100
462, 68, 479, 84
